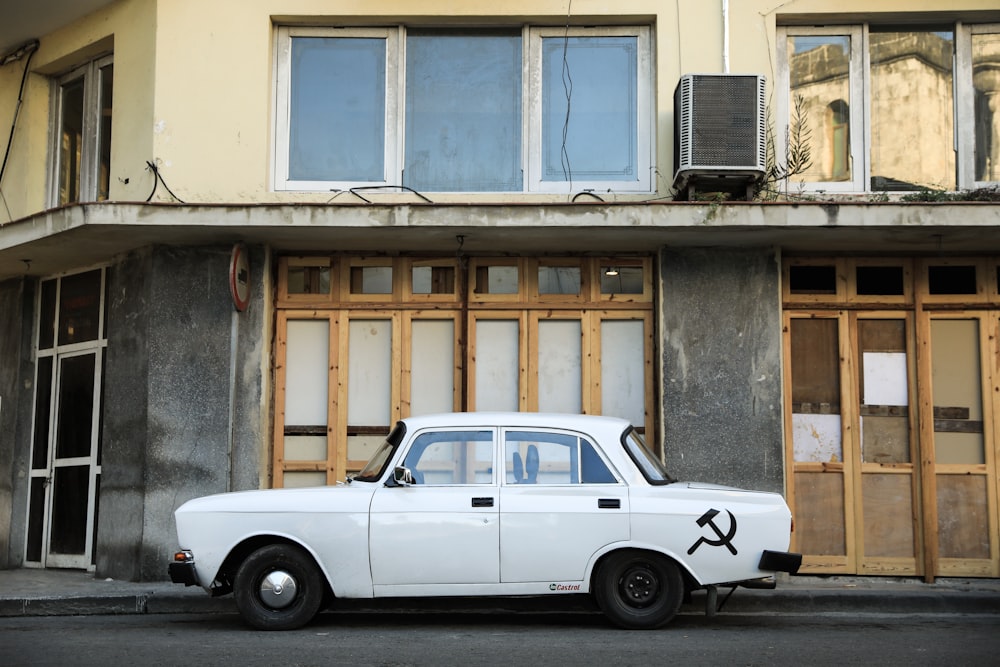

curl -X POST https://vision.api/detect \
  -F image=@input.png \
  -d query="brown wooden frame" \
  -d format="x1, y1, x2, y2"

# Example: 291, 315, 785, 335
784, 256, 1000, 580
274, 254, 656, 486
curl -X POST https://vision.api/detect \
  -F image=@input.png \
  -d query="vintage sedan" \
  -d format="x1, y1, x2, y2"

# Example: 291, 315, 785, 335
169, 412, 800, 630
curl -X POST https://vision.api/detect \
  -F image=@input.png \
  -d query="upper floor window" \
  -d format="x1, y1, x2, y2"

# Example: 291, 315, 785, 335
777, 23, 1000, 193
273, 25, 653, 194
51, 55, 113, 206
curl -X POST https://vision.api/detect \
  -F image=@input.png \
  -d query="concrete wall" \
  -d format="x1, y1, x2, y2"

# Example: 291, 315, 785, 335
5, 0, 995, 221
0, 278, 35, 568
659, 247, 785, 495
98, 243, 268, 581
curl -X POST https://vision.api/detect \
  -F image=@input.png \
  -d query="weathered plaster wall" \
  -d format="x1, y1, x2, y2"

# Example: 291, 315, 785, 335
98, 243, 267, 581
0, 278, 35, 568
659, 247, 785, 495
98, 248, 152, 579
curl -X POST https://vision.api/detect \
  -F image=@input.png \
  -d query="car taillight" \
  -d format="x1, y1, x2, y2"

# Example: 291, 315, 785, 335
173, 550, 193, 562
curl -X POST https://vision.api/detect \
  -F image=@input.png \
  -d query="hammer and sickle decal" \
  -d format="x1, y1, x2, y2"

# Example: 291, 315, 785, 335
687, 508, 738, 556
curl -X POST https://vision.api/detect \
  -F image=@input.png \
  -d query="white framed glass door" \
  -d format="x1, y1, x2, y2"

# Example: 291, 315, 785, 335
25, 268, 106, 570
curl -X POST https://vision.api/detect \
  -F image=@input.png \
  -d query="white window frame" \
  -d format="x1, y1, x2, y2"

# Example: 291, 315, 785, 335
48, 54, 113, 207
273, 27, 400, 192
778, 22, 1000, 194
273, 24, 654, 194
956, 23, 1000, 189
776, 26, 866, 193
526, 25, 653, 194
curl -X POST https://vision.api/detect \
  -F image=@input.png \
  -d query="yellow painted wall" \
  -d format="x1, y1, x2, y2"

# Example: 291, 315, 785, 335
1, 0, 998, 217
0, 0, 155, 222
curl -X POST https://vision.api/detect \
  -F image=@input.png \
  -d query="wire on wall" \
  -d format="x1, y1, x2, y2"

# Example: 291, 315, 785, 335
145, 160, 186, 203
0, 40, 40, 207
559, 0, 574, 191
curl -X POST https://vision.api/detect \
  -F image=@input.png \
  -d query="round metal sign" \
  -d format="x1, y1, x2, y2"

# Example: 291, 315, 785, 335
229, 243, 250, 312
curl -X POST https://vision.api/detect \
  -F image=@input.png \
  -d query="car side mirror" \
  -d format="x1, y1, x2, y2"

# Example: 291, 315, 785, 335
393, 466, 414, 486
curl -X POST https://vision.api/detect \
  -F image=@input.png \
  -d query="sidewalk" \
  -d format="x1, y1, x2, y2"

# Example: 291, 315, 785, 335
1, 568, 998, 619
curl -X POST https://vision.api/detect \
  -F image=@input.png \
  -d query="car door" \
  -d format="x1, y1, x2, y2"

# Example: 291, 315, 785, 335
499, 428, 630, 583
369, 428, 500, 588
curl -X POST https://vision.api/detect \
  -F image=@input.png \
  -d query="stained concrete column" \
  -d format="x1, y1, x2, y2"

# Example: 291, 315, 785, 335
98, 244, 267, 581
0, 278, 36, 569
659, 247, 785, 495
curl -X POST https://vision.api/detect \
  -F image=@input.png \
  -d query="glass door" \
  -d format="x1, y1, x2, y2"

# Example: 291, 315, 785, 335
26, 269, 106, 570
45, 350, 103, 568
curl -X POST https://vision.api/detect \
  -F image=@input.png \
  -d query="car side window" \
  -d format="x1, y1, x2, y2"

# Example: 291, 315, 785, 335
505, 430, 617, 484
402, 430, 495, 485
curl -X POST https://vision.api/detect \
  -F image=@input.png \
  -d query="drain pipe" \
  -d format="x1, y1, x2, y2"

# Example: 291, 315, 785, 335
722, 0, 730, 73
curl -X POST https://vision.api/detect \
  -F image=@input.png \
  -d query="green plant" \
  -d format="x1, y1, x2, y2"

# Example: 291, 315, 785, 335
900, 186, 1000, 202
756, 95, 813, 201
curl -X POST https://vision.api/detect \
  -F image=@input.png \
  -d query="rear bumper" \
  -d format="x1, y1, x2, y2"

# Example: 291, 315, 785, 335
168, 561, 200, 586
758, 549, 802, 574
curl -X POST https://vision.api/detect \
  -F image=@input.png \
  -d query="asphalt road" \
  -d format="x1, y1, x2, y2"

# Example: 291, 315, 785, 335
3, 609, 998, 666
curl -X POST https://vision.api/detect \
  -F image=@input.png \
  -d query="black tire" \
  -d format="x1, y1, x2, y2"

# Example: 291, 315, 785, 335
234, 543, 325, 631
594, 551, 684, 630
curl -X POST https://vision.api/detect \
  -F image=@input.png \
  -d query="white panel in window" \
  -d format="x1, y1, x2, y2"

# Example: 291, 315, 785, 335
410, 320, 455, 415
601, 320, 645, 425
348, 319, 392, 425
792, 413, 843, 463
283, 472, 327, 488
284, 436, 327, 461
475, 320, 519, 411
285, 320, 329, 425
538, 320, 582, 413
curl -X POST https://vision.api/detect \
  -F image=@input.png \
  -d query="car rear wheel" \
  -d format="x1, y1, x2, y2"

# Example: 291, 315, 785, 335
234, 543, 325, 631
594, 551, 684, 629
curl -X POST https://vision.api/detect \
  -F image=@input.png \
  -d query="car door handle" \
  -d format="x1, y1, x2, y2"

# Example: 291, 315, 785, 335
598, 498, 621, 509
472, 497, 494, 507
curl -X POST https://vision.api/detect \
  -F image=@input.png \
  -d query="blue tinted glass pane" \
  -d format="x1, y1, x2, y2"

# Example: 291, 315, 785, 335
542, 36, 637, 182
404, 34, 521, 191
289, 37, 385, 181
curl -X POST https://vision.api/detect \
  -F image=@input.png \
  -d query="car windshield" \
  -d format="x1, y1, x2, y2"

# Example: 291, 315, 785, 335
622, 427, 676, 485
353, 422, 406, 482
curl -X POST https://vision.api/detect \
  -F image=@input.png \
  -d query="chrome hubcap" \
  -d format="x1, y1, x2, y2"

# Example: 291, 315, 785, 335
259, 570, 298, 609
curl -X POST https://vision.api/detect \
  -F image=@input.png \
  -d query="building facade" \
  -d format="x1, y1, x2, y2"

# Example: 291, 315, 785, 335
0, 0, 998, 583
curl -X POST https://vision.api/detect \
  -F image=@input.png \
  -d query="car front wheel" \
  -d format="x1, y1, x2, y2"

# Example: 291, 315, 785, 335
594, 550, 684, 629
234, 543, 325, 631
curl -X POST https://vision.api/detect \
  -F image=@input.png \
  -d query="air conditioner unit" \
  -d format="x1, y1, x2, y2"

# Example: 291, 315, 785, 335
673, 74, 767, 198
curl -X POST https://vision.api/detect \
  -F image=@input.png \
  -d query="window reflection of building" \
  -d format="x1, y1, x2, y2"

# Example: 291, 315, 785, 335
868, 30, 954, 191
828, 100, 850, 181
787, 34, 852, 184
785, 28, 1000, 192
973, 32, 1000, 183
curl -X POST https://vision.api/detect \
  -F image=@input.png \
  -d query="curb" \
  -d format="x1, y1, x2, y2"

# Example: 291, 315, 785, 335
2, 587, 997, 618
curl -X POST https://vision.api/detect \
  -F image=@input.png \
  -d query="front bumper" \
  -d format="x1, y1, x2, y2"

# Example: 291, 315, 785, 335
168, 560, 199, 586
758, 549, 802, 574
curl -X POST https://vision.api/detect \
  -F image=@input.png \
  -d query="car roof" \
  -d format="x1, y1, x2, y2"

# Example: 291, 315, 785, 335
399, 411, 633, 435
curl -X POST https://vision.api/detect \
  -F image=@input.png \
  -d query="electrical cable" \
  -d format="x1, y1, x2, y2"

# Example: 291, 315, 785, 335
0, 40, 40, 191
348, 185, 432, 204
560, 0, 574, 191
145, 160, 186, 203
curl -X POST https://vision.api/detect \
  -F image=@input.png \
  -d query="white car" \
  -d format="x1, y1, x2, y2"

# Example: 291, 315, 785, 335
169, 412, 800, 630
